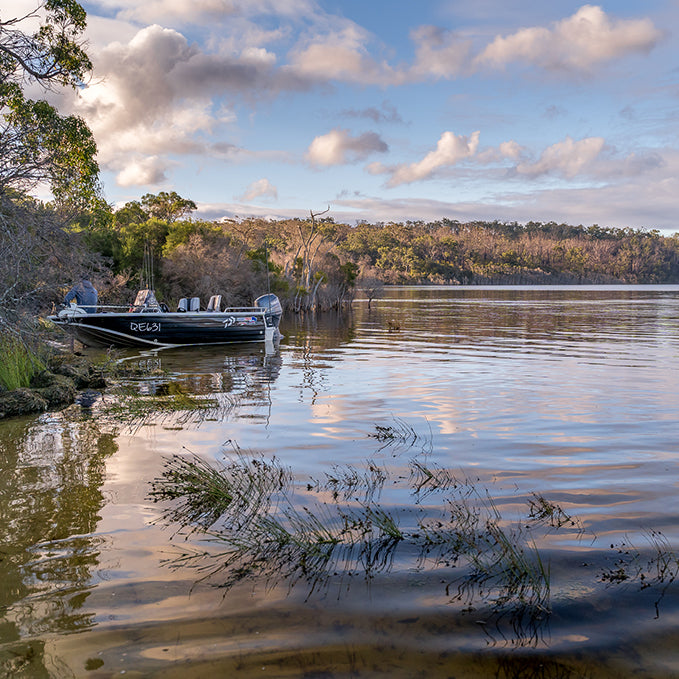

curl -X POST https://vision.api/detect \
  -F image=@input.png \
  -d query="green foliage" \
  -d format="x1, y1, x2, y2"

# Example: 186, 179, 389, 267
114, 201, 148, 228
339, 261, 359, 286
118, 218, 169, 275
340, 219, 679, 284
162, 220, 224, 256
245, 245, 280, 273
0, 335, 46, 391
0, 89, 100, 207
1, 1, 92, 89
141, 191, 197, 223
0, 2, 100, 208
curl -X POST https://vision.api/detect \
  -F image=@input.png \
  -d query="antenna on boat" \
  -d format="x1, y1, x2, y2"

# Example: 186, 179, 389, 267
140, 241, 154, 291
264, 238, 271, 312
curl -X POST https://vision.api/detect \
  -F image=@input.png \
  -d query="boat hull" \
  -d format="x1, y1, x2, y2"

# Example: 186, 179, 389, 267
49, 310, 277, 348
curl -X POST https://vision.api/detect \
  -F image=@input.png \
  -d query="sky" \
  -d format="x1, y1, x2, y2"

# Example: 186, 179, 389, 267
11, 0, 679, 231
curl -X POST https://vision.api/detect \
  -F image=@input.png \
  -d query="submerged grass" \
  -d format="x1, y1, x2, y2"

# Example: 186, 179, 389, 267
150, 440, 559, 642
150, 444, 290, 532
151, 418, 679, 646
600, 529, 679, 617
97, 381, 232, 432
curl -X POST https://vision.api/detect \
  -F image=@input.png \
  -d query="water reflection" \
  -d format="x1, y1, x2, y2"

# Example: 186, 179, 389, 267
2, 286, 679, 677
96, 344, 285, 433
118, 343, 283, 396
0, 413, 117, 675
149, 431, 566, 648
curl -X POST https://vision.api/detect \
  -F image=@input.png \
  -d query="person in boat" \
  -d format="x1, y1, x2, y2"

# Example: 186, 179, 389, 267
64, 274, 98, 313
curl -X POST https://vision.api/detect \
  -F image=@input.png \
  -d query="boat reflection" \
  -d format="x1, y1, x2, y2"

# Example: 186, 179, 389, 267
115, 341, 283, 397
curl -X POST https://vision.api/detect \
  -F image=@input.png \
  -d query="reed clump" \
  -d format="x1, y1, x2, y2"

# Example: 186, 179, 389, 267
0, 335, 46, 391
149, 443, 557, 630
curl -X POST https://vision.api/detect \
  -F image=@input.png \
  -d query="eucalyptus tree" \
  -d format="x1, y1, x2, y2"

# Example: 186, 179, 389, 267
141, 192, 197, 224
0, 0, 99, 206
0, 1, 102, 326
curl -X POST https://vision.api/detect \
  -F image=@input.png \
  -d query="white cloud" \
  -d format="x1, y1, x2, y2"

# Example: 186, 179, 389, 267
306, 129, 388, 166
239, 178, 278, 201
476, 5, 662, 72
374, 131, 480, 187
115, 156, 169, 186
288, 25, 405, 86
89, 0, 317, 25
476, 139, 525, 164
410, 25, 472, 79
516, 136, 605, 177
72, 23, 299, 180
194, 149, 679, 233
499, 140, 523, 160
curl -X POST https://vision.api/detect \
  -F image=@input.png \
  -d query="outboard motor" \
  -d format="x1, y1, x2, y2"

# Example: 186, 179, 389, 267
255, 293, 282, 328
58, 302, 88, 319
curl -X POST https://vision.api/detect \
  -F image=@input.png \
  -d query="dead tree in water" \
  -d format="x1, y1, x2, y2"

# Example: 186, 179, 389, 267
292, 206, 338, 311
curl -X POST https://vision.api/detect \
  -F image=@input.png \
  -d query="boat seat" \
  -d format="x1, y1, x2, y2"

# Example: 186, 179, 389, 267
207, 295, 222, 312
177, 297, 200, 312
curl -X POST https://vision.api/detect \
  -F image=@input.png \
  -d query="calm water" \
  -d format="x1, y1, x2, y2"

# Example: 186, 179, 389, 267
2, 285, 679, 678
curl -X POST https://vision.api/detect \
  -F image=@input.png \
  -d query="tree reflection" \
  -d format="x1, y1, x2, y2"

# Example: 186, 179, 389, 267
0, 414, 117, 675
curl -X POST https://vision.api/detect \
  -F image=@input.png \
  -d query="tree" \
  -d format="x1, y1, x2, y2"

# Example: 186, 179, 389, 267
1, 91, 99, 206
140, 192, 197, 223
1, 0, 91, 88
114, 200, 149, 228
0, 1, 99, 207
0, 191, 103, 322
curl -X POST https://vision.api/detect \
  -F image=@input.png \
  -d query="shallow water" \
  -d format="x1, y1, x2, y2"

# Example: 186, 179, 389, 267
2, 285, 679, 678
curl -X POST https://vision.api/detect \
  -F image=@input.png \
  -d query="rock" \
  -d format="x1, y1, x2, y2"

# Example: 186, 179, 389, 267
50, 360, 106, 389
30, 370, 59, 389
0, 388, 48, 418
76, 389, 101, 409
0, 353, 106, 419
37, 376, 77, 409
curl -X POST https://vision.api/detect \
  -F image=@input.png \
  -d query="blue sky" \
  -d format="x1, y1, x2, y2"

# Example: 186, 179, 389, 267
13, 1, 679, 231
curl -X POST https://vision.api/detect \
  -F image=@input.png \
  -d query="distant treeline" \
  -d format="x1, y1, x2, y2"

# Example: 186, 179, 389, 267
340, 219, 679, 286
4, 190, 679, 324
77, 202, 679, 310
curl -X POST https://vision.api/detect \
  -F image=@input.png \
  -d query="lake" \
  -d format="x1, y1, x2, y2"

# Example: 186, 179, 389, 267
2, 285, 679, 678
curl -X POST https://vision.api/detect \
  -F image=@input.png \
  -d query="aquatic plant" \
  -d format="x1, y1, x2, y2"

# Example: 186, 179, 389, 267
527, 493, 579, 530
150, 447, 290, 533
368, 416, 432, 455
409, 458, 465, 501
313, 459, 387, 502
150, 444, 556, 642
600, 529, 679, 617
97, 381, 234, 432
150, 447, 409, 594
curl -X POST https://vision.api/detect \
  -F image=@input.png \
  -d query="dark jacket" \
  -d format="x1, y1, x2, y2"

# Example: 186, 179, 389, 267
64, 279, 98, 313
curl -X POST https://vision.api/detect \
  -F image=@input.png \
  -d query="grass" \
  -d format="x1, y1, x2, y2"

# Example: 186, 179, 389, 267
149, 444, 290, 532
527, 492, 580, 530
140, 416, 677, 645
368, 416, 432, 455
0, 334, 46, 391
600, 529, 679, 617
150, 443, 556, 640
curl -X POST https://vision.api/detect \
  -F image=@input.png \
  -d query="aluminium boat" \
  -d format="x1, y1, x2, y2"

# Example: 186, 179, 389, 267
48, 289, 283, 349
